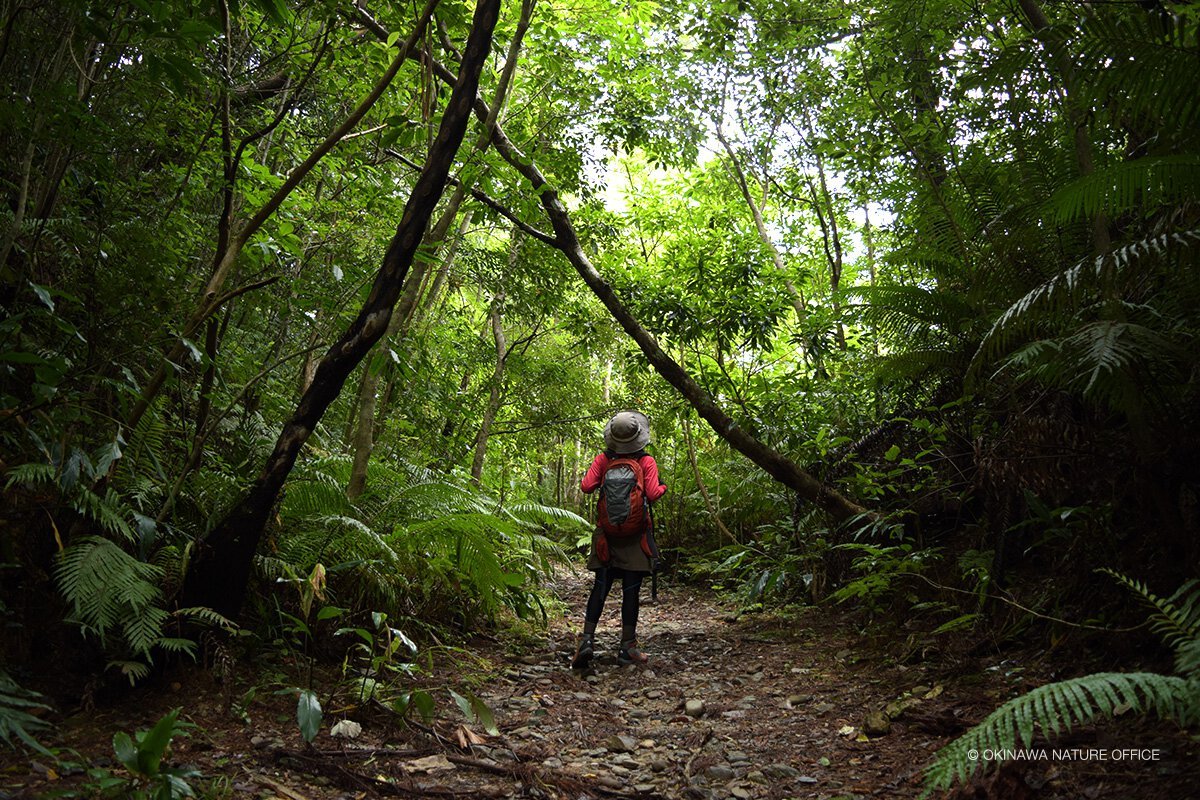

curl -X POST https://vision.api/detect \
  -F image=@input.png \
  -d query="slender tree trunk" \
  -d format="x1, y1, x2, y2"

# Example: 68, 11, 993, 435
683, 416, 736, 545
1014, 0, 1110, 255
414, 209, 473, 330
181, 0, 499, 618
808, 148, 846, 349
714, 127, 807, 319
470, 288, 509, 486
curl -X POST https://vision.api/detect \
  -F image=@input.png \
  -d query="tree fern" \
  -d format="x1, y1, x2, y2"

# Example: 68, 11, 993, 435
925, 573, 1200, 793
1048, 156, 1200, 225
969, 229, 1200, 375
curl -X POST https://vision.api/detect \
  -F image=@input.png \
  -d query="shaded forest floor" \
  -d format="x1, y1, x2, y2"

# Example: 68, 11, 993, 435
4, 569, 1198, 799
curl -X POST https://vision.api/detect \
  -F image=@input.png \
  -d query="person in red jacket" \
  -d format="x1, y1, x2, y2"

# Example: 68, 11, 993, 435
572, 410, 666, 668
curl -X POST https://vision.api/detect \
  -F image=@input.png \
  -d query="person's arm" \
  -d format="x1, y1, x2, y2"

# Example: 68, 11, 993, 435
580, 453, 608, 494
641, 456, 667, 502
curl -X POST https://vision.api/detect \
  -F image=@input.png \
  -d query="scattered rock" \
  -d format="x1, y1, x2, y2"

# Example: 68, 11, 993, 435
731, 786, 752, 799
785, 694, 811, 708
646, 689, 664, 699
813, 702, 836, 714
863, 709, 892, 737
797, 775, 818, 784
684, 699, 706, 718
542, 757, 563, 769
764, 764, 801, 779
704, 764, 735, 781
606, 734, 638, 753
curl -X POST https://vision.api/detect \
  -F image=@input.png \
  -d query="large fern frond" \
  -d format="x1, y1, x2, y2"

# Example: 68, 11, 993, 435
969, 229, 1200, 374
54, 536, 164, 649
1079, 11, 1200, 132
1049, 156, 1200, 225
1103, 570, 1200, 676
925, 672, 1199, 792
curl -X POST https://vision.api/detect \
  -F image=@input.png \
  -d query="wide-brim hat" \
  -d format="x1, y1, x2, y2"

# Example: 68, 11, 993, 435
604, 411, 651, 454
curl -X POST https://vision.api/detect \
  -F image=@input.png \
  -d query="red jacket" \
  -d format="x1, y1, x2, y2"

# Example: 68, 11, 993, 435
581, 453, 666, 502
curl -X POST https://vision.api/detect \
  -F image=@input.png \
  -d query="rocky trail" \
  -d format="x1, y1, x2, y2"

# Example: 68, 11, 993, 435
5, 570, 1197, 799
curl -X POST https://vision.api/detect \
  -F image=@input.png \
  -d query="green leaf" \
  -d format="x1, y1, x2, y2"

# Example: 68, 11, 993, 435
316, 606, 345, 621
448, 688, 474, 722
28, 281, 54, 311
297, 690, 322, 743
468, 693, 499, 736
136, 709, 181, 777
883, 445, 901, 462
113, 731, 138, 772
410, 689, 435, 723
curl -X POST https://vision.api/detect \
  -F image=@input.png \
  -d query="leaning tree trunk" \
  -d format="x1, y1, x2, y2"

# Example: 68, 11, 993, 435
392, 40, 868, 521
182, 0, 500, 618
469, 101, 867, 521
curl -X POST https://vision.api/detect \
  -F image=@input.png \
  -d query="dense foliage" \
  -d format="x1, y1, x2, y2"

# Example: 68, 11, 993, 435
1, 0, 1197, 786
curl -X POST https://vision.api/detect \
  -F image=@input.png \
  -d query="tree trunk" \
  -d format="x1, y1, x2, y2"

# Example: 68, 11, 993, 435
1014, 0, 1110, 255
714, 128, 807, 319
470, 289, 509, 486
481, 117, 866, 521
181, 0, 500, 618
683, 415, 737, 545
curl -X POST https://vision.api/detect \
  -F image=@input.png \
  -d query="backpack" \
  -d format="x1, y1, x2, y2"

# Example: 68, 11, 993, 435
597, 457, 650, 540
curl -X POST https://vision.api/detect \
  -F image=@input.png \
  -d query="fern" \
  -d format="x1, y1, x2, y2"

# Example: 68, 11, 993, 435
0, 671, 52, 755
1102, 570, 1200, 676
925, 573, 1200, 793
925, 672, 1199, 791
54, 536, 170, 659
970, 229, 1200, 374
1049, 156, 1200, 225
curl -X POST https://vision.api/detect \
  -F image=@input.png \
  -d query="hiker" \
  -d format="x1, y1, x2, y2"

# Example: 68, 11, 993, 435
572, 410, 666, 668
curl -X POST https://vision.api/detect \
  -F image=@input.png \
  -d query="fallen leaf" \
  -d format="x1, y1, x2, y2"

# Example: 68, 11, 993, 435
407, 754, 455, 773
838, 725, 857, 737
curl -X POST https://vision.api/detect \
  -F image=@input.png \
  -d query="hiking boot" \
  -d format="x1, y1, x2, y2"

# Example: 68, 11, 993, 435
571, 633, 595, 669
617, 638, 648, 666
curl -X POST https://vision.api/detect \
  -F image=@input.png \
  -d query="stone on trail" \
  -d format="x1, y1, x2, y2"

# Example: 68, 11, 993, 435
763, 763, 801, 779
863, 709, 892, 736
704, 764, 735, 781
684, 699, 706, 717
606, 733, 638, 752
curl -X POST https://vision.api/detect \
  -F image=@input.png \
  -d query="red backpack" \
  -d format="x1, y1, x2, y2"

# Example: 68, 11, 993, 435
597, 457, 649, 540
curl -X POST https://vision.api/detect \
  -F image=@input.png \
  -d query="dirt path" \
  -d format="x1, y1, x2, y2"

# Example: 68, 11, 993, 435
5, 569, 1197, 799
454, 569, 954, 799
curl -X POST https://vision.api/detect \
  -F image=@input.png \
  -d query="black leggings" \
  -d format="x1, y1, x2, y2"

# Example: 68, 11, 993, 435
585, 567, 644, 629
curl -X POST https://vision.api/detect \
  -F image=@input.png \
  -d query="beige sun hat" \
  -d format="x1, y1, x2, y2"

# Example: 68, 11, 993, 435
603, 410, 651, 454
